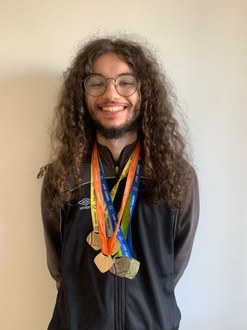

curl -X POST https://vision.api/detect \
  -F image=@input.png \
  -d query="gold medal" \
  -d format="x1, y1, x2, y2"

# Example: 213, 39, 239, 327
111, 239, 120, 256
125, 258, 140, 279
94, 252, 114, 273
110, 256, 131, 277
86, 231, 101, 250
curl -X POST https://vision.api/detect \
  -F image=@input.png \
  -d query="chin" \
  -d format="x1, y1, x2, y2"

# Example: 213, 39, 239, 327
96, 122, 137, 139
89, 110, 141, 140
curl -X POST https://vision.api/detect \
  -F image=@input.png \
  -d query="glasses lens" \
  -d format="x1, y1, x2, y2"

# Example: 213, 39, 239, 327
84, 75, 106, 96
116, 74, 138, 96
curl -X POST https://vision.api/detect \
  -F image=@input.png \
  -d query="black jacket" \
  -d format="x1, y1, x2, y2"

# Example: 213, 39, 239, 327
41, 143, 199, 330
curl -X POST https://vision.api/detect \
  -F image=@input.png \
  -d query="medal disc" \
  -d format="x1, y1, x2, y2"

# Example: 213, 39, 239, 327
110, 256, 131, 277
111, 239, 120, 256
94, 252, 114, 273
125, 258, 140, 279
86, 231, 101, 250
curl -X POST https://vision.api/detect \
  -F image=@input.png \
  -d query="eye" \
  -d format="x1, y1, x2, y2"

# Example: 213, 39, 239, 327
87, 77, 105, 89
119, 81, 135, 86
117, 76, 136, 87
89, 82, 105, 88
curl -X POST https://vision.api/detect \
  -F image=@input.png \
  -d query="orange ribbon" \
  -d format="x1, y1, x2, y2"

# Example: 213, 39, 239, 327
91, 142, 140, 255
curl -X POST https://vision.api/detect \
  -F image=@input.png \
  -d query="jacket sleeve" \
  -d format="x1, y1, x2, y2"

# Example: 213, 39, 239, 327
41, 172, 62, 288
173, 168, 199, 286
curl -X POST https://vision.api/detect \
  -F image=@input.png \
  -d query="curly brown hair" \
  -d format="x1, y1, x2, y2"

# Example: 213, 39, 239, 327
39, 35, 192, 210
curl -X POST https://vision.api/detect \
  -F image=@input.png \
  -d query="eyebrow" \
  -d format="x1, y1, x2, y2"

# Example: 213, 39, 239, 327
90, 72, 135, 78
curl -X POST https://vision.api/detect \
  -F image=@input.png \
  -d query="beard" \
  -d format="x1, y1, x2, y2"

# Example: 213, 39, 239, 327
87, 107, 141, 140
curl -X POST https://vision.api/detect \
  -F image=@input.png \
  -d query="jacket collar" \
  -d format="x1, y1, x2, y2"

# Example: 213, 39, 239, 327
97, 141, 138, 178
70, 140, 138, 191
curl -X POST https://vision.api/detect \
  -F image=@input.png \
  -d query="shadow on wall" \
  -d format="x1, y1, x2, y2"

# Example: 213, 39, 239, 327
0, 72, 60, 329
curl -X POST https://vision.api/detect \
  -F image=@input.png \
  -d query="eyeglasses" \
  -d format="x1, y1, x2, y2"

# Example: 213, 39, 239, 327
84, 73, 140, 97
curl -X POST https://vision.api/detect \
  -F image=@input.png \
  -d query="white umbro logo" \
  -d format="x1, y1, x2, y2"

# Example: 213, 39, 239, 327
78, 198, 91, 210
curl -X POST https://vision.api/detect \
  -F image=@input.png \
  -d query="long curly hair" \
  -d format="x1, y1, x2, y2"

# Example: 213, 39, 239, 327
39, 35, 192, 211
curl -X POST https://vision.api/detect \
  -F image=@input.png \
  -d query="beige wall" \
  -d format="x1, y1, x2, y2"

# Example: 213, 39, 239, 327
1, 1, 246, 329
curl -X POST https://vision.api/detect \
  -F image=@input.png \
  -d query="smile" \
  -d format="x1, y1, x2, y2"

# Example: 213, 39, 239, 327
100, 106, 126, 112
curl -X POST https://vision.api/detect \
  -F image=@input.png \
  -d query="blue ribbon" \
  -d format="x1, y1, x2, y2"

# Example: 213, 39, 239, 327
98, 154, 142, 258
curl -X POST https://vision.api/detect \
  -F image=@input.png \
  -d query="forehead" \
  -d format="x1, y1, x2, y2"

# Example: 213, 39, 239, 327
91, 52, 133, 76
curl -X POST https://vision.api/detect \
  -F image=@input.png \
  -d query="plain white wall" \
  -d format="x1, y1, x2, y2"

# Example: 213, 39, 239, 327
0, 1, 246, 329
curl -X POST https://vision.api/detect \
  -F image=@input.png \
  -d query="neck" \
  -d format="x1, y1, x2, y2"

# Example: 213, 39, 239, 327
96, 131, 138, 161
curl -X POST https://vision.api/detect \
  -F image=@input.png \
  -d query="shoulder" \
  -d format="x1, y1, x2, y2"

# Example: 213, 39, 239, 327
41, 159, 91, 192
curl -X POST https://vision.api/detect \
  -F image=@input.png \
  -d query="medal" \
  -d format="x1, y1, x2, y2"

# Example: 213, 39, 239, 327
110, 256, 131, 277
94, 252, 114, 273
86, 231, 101, 251
125, 258, 140, 279
111, 239, 120, 256
87, 231, 120, 254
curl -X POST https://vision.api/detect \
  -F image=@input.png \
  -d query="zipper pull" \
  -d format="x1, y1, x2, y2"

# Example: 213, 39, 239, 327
115, 166, 119, 176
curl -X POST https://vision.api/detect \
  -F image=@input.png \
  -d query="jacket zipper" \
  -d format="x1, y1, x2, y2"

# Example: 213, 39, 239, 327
113, 166, 126, 329
114, 276, 125, 330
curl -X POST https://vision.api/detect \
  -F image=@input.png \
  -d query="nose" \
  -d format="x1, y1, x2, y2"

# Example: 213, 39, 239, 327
103, 79, 120, 99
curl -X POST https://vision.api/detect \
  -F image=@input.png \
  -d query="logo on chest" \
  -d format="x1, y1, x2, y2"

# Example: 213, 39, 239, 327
78, 198, 91, 210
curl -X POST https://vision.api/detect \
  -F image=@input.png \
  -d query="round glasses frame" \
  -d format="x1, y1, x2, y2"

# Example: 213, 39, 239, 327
84, 73, 140, 97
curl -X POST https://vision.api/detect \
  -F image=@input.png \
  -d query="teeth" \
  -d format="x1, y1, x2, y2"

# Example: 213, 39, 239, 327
101, 106, 124, 112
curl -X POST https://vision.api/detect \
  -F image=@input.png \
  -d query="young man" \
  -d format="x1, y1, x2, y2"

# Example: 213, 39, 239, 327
40, 36, 199, 330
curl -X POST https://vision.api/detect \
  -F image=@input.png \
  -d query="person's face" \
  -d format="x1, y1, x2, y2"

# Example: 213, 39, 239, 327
85, 52, 141, 139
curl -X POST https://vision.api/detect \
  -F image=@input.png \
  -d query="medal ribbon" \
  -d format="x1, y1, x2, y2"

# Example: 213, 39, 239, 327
91, 142, 140, 256
103, 152, 132, 237
91, 145, 108, 254
98, 151, 142, 258
125, 155, 142, 256
90, 149, 132, 235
